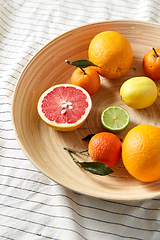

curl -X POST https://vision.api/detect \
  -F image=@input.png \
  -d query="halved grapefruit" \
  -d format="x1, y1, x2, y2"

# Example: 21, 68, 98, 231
37, 84, 92, 131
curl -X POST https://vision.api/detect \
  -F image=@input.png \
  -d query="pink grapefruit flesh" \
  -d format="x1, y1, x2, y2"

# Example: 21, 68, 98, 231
37, 84, 92, 131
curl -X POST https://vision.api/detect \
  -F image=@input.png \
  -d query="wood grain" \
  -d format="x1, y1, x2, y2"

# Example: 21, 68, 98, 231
12, 20, 160, 200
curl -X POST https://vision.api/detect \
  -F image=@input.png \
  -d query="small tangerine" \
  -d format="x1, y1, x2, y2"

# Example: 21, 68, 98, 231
88, 132, 122, 167
70, 66, 100, 95
143, 48, 160, 80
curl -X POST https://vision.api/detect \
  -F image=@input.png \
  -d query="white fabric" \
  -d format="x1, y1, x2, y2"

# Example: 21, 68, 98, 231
1, 0, 160, 239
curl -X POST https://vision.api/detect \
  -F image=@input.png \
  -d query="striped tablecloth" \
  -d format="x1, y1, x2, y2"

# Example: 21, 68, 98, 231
1, 1, 160, 239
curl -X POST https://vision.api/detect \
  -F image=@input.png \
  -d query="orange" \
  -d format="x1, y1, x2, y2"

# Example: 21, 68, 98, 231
122, 124, 160, 182
70, 66, 100, 95
88, 31, 133, 79
91, 66, 108, 78
142, 48, 160, 80
88, 132, 122, 167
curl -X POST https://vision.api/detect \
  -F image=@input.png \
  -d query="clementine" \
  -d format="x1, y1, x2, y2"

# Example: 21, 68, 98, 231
143, 48, 160, 80
88, 132, 122, 167
70, 66, 100, 95
122, 124, 160, 182
88, 31, 133, 79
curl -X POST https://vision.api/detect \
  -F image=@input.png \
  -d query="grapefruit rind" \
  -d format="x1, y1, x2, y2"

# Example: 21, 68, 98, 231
37, 84, 92, 131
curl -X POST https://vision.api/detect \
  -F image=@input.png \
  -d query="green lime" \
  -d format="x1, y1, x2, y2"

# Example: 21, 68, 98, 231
101, 106, 130, 133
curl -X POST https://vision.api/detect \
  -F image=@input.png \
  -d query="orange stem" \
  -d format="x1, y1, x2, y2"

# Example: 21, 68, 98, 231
153, 48, 159, 58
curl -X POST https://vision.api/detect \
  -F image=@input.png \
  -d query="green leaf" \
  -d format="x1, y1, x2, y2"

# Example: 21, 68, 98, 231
77, 162, 113, 176
82, 133, 95, 141
82, 134, 123, 142
65, 59, 100, 68
64, 147, 113, 176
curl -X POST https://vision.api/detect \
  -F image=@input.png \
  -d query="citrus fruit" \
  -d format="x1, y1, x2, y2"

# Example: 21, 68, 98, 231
37, 84, 92, 131
70, 66, 100, 95
88, 132, 122, 167
122, 124, 160, 182
88, 31, 133, 79
101, 106, 130, 133
143, 48, 160, 80
120, 76, 159, 109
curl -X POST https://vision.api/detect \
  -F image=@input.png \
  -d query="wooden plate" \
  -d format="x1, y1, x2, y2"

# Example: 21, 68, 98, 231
12, 20, 160, 201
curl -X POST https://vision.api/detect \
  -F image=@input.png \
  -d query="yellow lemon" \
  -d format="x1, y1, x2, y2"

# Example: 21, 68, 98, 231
120, 77, 159, 109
